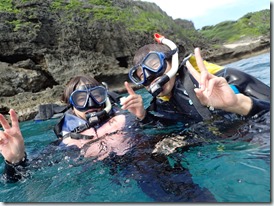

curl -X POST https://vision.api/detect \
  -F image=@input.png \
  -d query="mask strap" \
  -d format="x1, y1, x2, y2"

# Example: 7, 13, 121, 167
164, 48, 178, 59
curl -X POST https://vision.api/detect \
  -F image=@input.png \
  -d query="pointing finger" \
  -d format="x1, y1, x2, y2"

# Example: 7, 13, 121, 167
124, 81, 136, 95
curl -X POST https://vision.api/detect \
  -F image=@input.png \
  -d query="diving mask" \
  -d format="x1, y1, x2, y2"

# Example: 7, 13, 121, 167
129, 51, 172, 86
69, 85, 107, 112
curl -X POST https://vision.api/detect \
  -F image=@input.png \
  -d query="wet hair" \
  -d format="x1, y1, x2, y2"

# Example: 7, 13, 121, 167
133, 44, 171, 65
62, 75, 100, 104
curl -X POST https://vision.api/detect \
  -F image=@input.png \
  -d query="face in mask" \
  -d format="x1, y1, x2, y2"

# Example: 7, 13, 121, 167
129, 51, 170, 86
69, 84, 107, 112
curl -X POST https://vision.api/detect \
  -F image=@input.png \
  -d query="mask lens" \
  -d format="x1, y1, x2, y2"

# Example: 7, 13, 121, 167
70, 86, 107, 111
71, 91, 88, 108
90, 86, 107, 104
143, 53, 162, 71
129, 65, 144, 84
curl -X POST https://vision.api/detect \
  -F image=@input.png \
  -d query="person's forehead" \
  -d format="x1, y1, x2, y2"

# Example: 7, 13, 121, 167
77, 83, 94, 90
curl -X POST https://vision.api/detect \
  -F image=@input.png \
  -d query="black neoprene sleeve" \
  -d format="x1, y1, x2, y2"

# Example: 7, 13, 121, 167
246, 97, 270, 117
2, 153, 28, 183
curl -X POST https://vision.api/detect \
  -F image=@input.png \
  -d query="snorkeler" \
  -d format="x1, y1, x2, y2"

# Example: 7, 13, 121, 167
0, 75, 136, 182
121, 33, 270, 125
0, 75, 218, 202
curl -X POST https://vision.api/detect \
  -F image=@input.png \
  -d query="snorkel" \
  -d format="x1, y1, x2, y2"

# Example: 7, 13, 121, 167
148, 33, 179, 97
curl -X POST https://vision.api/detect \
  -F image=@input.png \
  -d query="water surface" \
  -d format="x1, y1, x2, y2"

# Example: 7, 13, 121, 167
0, 53, 270, 202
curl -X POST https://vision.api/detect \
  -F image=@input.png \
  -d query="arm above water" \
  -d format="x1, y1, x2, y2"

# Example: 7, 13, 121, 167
186, 48, 270, 116
0, 109, 28, 182
244, 97, 270, 117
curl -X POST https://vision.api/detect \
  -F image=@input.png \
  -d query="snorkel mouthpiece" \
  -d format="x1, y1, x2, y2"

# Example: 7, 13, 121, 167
85, 96, 112, 127
149, 33, 179, 96
86, 112, 100, 124
86, 110, 106, 125
149, 75, 169, 97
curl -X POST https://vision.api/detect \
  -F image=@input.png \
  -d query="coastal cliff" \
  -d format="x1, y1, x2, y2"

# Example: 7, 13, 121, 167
0, 0, 270, 121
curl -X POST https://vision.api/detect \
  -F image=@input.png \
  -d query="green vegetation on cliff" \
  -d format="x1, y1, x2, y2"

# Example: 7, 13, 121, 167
0, 0, 13, 12
0, 0, 270, 49
48, 0, 192, 34
0, 0, 173, 31
199, 9, 270, 44
0, 0, 207, 49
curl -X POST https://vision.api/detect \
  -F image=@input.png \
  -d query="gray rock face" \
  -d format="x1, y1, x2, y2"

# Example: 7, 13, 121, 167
0, 0, 270, 121
0, 0, 150, 120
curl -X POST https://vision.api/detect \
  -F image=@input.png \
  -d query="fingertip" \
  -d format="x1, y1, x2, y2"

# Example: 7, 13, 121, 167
194, 47, 200, 53
194, 88, 203, 96
124, 81, 130, 87
9, 109, 15, 115
125, 82, 135, 95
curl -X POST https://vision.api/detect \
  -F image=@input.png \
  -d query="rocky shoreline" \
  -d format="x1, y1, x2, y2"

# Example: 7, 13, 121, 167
0, 0, 270, 122
0, 38, 270, 123
204, 36, 270, 65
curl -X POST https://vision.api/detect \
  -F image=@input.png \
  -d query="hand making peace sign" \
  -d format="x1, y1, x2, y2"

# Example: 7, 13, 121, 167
186, 48, 252, 115
0, 109, 25, 163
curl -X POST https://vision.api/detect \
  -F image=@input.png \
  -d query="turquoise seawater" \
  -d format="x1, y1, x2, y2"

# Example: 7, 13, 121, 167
0, 53, 270, 202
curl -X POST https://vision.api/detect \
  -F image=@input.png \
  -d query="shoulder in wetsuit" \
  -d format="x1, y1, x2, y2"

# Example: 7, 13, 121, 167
140, 66, 270, 126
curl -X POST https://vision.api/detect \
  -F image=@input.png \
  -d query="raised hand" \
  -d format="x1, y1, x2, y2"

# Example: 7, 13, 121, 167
0, 109, 25, 163
186, 48, 252, 115
120, 81, 146, 120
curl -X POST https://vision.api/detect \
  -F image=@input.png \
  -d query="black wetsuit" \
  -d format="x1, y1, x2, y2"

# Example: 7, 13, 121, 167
140, 66, 270, 126
1, 69, 270, 202
1, 107, 218, 202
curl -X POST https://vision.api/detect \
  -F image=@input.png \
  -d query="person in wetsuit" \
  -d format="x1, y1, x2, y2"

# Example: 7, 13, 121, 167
0, 75, 218, 202
121, 36, 270, 126
0, 75, 136, 182
119, 37, 270, 202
